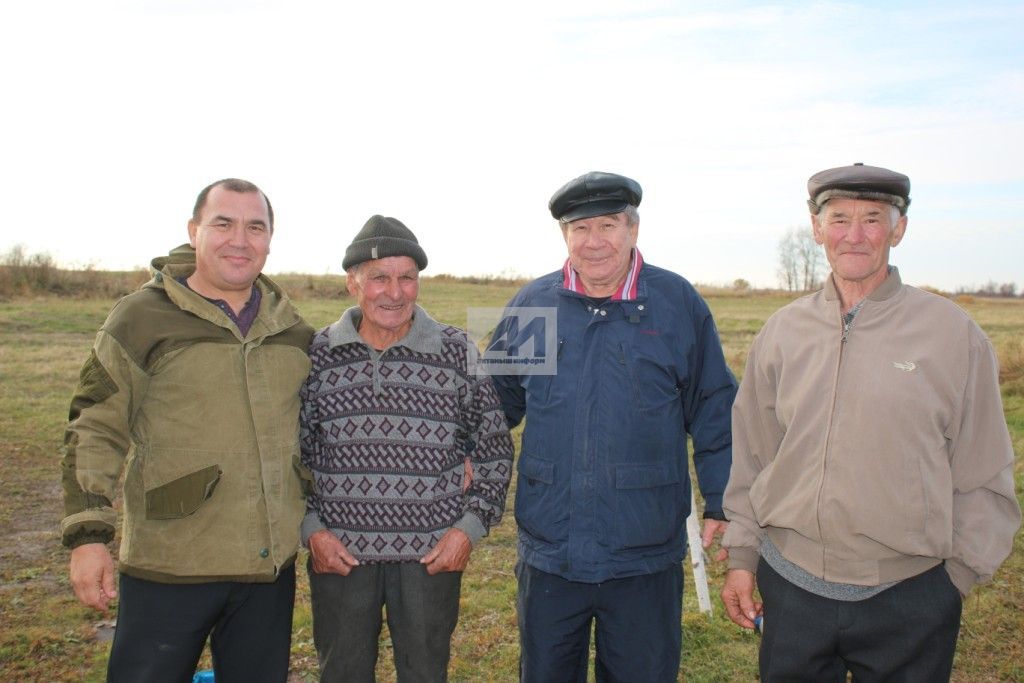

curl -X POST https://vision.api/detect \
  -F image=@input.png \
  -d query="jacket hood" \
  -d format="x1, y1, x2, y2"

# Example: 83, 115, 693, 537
150, 242, 197, 274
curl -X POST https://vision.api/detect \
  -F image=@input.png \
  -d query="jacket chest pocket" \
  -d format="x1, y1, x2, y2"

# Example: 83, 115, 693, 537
618, 342, 681, 412
522, 373, 553, 406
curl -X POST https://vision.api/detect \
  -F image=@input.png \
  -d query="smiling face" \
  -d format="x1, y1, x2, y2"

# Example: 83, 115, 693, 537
813, 197, 906, 297
347, 255, 420, 348
561, 211, 639, 297
187, 185, 272, 307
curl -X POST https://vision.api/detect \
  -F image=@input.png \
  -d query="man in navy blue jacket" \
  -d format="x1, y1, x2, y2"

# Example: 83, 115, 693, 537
491, 171, 738, 682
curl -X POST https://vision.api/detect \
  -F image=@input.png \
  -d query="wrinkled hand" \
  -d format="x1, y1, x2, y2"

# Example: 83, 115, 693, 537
309, 529, 360, 576
701, 519, 729, 562
70, 543, 117, 612
721, 568, 762, 629
420, 528, 471, 575
463, 457, 473, 494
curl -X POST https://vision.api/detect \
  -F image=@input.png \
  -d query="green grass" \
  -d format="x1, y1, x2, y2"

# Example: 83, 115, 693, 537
0, 282, 1021, 681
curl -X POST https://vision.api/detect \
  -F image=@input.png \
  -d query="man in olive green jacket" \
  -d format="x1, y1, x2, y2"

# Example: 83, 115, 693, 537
61, 178, 314, 682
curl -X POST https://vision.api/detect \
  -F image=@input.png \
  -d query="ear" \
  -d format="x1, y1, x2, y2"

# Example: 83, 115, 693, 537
187, 220, 198, 248
346, 273, 359, 297
811, 214, 824, 245
890, 215, 908, 247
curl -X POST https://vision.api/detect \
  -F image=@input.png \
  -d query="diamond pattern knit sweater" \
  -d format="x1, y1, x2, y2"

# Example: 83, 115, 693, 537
300, 305, 514, 563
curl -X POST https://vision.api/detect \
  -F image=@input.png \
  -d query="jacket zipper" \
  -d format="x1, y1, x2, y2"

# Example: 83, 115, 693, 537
813, 307, 848, 577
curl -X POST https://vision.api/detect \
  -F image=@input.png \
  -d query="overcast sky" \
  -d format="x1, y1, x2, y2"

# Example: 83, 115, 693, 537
2, 1, 1021, 290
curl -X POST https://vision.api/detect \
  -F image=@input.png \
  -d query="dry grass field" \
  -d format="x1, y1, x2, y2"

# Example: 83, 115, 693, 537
1, 277, 1021, 681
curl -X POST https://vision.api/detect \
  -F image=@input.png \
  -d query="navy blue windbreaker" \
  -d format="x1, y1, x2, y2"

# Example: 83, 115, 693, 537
492, 264, 737, 582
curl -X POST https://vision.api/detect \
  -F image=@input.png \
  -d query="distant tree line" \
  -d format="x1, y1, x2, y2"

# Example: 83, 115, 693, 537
2, 243, 1019, 300
955, 282, 1021, 298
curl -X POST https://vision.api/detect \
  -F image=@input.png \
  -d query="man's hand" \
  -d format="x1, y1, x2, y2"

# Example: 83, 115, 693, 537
308, 529, 360, 576
462, 457, 473, 493
701, 519, 729, 562
721, 568, 762, 629
70, 543, 117, 612
420, 528, 471, 575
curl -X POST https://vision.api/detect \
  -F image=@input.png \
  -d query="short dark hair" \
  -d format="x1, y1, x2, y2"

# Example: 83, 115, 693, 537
192, 178, 274, 230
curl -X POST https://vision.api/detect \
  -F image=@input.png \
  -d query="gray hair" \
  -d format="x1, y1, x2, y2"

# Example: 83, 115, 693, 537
816, 199, 899, 230
345, 262, 364, 282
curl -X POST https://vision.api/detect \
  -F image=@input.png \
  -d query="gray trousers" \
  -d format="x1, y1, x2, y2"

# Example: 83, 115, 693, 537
308, 559, 462, 683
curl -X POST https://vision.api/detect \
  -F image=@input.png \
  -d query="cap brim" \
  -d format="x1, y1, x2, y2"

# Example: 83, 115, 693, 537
557, 199, 630, 223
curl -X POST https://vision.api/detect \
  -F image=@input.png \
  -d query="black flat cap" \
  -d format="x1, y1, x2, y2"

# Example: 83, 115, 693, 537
549, 171, 642, 222
342, 215, 428, 271
808, 162, 911, 215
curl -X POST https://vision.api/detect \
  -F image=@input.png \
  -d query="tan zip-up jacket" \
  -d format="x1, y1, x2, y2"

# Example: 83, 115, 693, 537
61, 244, 314, 583
723, 269, 1020, 595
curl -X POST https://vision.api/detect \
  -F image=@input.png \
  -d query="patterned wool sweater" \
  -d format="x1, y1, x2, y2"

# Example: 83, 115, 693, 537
300, 305, 514, 563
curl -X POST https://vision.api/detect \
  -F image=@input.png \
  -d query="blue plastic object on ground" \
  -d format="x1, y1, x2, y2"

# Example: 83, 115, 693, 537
192, 670, 215, 683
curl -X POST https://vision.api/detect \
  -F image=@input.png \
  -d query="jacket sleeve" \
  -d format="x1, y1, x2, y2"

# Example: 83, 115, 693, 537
455, 350, 514, 545
60, 330, 136, 548
685, 302, 739, 515
721, 333, 779, 572
489, 307, 528, 428
299, 364, 328, 545
944, 331, 1022, 595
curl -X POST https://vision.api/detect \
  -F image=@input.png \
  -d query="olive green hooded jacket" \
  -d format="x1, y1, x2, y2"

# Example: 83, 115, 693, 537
60, 244, 314, 583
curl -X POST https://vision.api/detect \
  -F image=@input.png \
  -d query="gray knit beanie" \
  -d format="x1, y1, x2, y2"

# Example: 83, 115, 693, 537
342, 215, 428, 271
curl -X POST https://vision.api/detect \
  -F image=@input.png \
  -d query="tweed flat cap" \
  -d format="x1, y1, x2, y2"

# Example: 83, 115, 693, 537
808, 162, 911, 215
549, 171, 642, 222
342, 215, 428, 271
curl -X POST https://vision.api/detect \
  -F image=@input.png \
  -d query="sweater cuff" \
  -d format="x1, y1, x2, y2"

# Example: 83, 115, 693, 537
300, 512, 327, 548
943, 558, 977, 598
726, 546, 760, 573
453, 513, 486, 547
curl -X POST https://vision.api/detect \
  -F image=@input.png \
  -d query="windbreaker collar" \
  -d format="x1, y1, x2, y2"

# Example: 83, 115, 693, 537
561, 248, 644, 301
824, 266, 903, 303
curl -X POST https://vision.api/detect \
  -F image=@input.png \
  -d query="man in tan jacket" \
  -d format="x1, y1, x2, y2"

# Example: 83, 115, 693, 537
721, 163, 1020, 681
62, 179, 313, 682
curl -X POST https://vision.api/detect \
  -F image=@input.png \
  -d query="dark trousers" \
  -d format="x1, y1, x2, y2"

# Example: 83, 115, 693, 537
516, 562, 683, 683
757, 559, 962, 682
307, 560, 462, 683
106, 564, 295, 683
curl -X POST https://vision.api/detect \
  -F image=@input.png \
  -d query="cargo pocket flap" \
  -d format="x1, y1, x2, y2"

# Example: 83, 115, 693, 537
519, 456, 554, 485
145, 464, 222, 520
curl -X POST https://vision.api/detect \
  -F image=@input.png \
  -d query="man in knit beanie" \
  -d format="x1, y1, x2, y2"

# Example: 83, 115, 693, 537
300, 215, 514, 681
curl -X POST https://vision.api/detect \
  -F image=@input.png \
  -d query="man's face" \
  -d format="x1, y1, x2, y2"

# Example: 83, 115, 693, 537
347, 256, 420, 340
813, 198, 906, 287
561, 211, 638, 293
187, 186, 272, 297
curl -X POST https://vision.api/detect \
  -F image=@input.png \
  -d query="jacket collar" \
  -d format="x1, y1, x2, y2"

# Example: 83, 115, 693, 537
561, 248, 644, 301
327, 304, 444, 354
824, 266, 903, 303
146, 243, 303, 340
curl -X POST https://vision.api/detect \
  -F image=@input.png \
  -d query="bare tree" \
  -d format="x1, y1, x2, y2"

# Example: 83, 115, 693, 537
777, 227, 825, 291
777, 231, 799, 292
